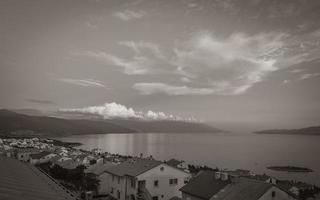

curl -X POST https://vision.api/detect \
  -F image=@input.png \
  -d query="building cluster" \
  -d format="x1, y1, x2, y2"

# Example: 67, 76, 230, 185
0, 137, 317, 200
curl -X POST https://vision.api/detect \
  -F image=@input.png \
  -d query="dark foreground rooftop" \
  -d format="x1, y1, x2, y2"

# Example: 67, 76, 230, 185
0, 156, 78, 200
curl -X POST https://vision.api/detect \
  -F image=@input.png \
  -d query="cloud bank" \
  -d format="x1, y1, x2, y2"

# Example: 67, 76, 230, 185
61, 102, 195, 121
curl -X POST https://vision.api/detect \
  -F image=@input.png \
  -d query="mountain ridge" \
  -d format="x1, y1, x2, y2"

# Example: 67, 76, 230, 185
0, 109, 223, 137
254, 126, 320, 135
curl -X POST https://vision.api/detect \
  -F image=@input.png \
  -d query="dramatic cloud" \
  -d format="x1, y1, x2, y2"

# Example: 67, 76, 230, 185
132, 32, 284, 95
133, 83, 214, 95
112, 10, 146, 21
73, 41, 167, 75
60, 102, 194, 121
55, 78, 106, 88
27, 99, 55, 105
74, 30, 320, 96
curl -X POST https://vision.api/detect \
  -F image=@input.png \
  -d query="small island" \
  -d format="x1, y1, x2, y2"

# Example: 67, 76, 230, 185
267, 165, 313, 172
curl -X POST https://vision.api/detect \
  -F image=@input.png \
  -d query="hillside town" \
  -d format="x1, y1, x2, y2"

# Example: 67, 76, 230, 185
0, 137, 319, 200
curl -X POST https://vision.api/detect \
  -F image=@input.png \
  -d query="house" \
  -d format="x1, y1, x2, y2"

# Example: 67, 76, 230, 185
29, 151, 57, 164
103, 158, 191, 200
15, 148, 39, 162
180, 171, 231, 200
166, 159, 188, 171
85, 161, 116, 195
0, 155, 77, 200
180, 171, 297, 200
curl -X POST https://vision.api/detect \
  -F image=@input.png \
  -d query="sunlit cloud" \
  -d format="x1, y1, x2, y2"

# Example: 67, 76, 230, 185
60, 102, 195, 121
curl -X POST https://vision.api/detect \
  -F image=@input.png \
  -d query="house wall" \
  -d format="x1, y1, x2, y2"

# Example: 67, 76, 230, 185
104, 173, 138, 200
17, 152, 31, 162
137, 164, 191, 200
258, 186, 296, 200
98, 173, 110, 195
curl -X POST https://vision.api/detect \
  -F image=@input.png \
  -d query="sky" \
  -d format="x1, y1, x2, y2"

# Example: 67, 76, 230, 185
0, 0, 320, 131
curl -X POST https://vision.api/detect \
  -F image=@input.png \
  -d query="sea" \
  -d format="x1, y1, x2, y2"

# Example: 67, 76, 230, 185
55, 132, 320, 186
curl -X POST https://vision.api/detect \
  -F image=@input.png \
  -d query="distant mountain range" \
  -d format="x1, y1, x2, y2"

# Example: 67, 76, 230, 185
254, 126, 320, 135
0, 109, 222, 137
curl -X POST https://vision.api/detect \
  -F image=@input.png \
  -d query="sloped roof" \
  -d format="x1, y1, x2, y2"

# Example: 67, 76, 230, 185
30, 151, 53, 159
56, 159, 81, 169
85, 161, 115, 175
105, 158, 162, 177
213, 178, 273, 200
180, 171, 231, 200
0, 156, 78, 200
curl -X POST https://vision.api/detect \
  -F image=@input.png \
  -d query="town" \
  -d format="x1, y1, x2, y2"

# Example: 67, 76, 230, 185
0, 137, 319, 200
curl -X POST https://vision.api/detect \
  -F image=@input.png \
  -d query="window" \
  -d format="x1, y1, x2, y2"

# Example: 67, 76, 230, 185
118, 176, 120, 184
160, 167, 164, 171
154, 180, 159, 187
131, 178, 136, 188
152, 196, 158, 200
169, 178, 178, 185
117, 190, 121, 199
272, 191, 276, 198
112, 175, 115, 182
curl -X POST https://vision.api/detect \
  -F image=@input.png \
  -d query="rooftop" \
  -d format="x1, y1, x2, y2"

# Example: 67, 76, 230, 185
180, 171, 231, 200
0, 156, 78, 200
30, 151, 53, 159
213, 178, 273, 200
105, 158, 162, 177
85, 161, 115, 175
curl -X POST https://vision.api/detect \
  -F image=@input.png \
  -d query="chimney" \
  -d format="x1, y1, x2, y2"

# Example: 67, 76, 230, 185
85, 191, 93, 200
214, 172, 221, 180
221, 172, 228, 181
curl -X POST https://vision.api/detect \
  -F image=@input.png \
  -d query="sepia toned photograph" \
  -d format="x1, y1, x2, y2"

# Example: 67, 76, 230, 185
0, 0, 320, 200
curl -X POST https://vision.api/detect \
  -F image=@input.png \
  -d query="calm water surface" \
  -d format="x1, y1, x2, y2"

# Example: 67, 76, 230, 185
56, 133, 320, 185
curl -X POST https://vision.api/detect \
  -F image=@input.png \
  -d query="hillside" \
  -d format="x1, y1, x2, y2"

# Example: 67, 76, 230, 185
0, 109, 222, 136
0, 109, 136, 136
254, 126, 320, 135
109, 119, 222, 133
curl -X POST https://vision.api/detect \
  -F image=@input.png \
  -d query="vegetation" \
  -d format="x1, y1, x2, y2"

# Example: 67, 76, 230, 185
37, 162, 100, 192
188, 164, 219, 174
300, 185, 320, 200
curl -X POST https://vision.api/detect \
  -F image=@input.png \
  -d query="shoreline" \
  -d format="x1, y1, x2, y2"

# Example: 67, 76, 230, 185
267, 166, 313, 173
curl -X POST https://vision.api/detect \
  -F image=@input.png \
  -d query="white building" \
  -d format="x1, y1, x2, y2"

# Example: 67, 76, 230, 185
103, 158, 191, 200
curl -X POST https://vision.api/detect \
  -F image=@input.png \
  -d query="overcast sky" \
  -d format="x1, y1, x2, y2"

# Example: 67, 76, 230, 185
1, 0, 320, 130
